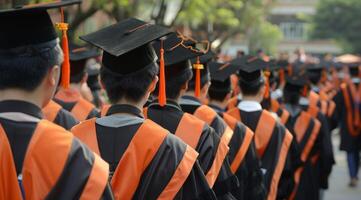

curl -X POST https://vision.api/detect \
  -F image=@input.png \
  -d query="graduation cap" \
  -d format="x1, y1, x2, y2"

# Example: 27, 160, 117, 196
152, 32, 204, 66
69, 44, 100, 78
0, 0, 81, 88
80, 18, 171, 105
231, 55, 268, 84
284, 75, 308, 96
208, 61, 238, 93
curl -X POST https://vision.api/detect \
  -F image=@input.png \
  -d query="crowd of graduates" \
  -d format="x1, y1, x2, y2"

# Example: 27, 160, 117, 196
1, 0, 361, 200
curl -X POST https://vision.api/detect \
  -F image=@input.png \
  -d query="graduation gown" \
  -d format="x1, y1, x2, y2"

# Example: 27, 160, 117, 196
54, 88, 99, 121
333, 81, 361, 151
207, 103, 268, 200
42, 100, 79, 130
146, 100, 238, 199
72, 104, 216, 200
227, 106, 293, 200
283, 108, 322, 200
298, 104, 335, 190
308, 90, 337, 130
0, 100, 112, 200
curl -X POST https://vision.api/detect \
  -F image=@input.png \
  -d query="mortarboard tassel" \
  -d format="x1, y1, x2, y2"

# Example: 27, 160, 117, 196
158, 40, 166, 106
279, 69, 285, 86
194, 56, 204, 98
302, 85, 308, 97
264, 70, 271, 99
56, 8, 70, 89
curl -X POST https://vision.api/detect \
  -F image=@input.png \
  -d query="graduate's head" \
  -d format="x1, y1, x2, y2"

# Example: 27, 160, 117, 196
68, 45, 100, 84
187, 51, 215, 100
306, 63, 323, 85
81, 18, 171, 105
208, 61, 238, 103
152, 33, 204, 101
0, 1, 81, 106
233, 56, 268, 102
283, 76, 307, 105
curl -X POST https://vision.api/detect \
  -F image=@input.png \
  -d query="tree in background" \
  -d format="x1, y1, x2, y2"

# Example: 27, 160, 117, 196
312, 0, 361, 53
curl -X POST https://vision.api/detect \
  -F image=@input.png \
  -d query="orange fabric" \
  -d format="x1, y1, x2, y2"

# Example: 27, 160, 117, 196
158, 145, 199, 199
309, 91, 320, 108
42, 100, 62, 122
280, 109, 290, 125
71, 98, 96, 121
0, 125, 23, 200
222, 113, 238, 130
56, 14, 70, 89
268, 130, 293, 200
254, 111, 277, 158
341, 83, 361, 136
175, 113, 205, 149
227, 96, 239, 110
270, 99, 280, 113
289, 113, 320, 200
22, 120, 73, 200
80, 154, 109, 200
230, 127, 253, 173
205, 135, 229, 187
111, 120, 167, 199
55, 88, 81, 102
231, 74, 240, 96
71, 118, 101, 155
307, 105, 319, 118
226, 108, 241, 121
100, 104, 110, 117
194, 105, 218, 125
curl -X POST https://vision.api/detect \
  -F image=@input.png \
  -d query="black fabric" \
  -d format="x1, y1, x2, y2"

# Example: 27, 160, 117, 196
179, 95, 201, 114
106, 104, 143, 118
45, 138, 95, 200
209, 61, 239, 82
333, 85, 361, 151
147, 100, 237, 198
53, 108, 79, 130
0, 100, 42, 175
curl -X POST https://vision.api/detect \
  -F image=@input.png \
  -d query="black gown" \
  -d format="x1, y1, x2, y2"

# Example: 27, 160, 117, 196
227, 107, 295, 200
147, 99, 238, 199
208, 103, 267, 200
0, 100, 113, 199
42, 100, 78, 130
73, 104, 216, 200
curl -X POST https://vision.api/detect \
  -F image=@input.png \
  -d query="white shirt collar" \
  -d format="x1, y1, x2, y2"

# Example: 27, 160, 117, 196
238, 100, 262, 112
299, 97, 309, 106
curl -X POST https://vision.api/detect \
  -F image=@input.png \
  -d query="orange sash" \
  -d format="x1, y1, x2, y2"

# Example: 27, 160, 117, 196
73, 119, 196, 199
42, 100, 62, 122
341, 83, 361, 136
71, 98, 96, 121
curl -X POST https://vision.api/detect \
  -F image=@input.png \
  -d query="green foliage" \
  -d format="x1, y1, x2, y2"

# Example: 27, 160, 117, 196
249, 21, 283, 56
312, 0, 361, 53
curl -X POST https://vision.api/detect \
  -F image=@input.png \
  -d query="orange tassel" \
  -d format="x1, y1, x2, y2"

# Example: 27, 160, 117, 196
264, 71, 270, 99
193, 57, 203, 98
56, 8, 70, 89
302, 85, 308, 97
158, 40, 166, 106
279, 69, 285, 86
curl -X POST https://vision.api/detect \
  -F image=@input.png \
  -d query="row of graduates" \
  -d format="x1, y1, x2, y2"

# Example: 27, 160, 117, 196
2, 0, 357, 199
41, 12, 341, 200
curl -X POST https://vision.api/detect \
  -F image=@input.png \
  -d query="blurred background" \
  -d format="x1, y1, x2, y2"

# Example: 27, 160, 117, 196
1, 0, 360, 58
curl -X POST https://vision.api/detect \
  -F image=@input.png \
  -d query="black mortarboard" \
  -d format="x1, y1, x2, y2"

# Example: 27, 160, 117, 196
284, 75, 308, 92
209, 61, 239, 82
191, 50, 216, 65
80, 18, 171, 75
69, 44, 100, 77
0, 0, 80, 49
231, 55, 269, 85
152, 32, 203, 65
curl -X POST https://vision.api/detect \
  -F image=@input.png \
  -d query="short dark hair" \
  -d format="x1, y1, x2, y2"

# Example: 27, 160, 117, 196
101, 63, 158, 104
70, 60, 86, 83
0, 39, 63, 91
153, 60, 193, 99
283, 90, 300, 105
238, 79, 264, 96
208, 80, 231, 102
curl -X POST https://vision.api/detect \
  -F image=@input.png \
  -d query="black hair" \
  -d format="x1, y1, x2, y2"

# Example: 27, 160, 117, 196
0, 39, 63, 91
154, 60, 193, 100
307, 72, 321, 85
208, 80, 231, 102
238, 79, 264, 96
101, 63, 158, 104
283, 84, 301, 105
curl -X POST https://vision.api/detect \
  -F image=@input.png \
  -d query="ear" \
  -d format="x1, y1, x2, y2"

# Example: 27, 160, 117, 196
148, 75, 159, 93
48, 65, 60, 86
